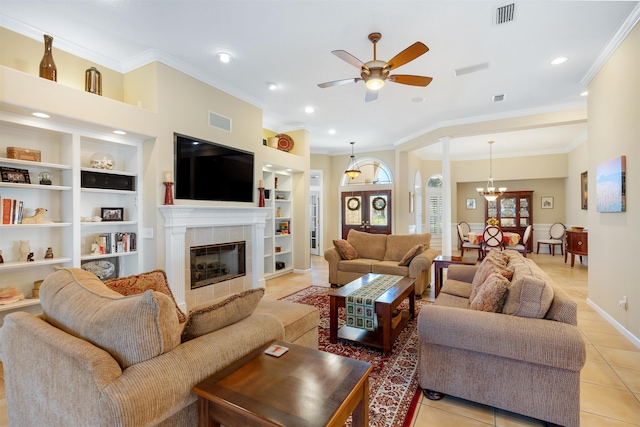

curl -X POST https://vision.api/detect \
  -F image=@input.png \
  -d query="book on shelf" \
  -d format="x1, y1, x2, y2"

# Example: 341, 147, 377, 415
97, 232, 137, 254
1, 197, 10, 224
1, 198, 25, 224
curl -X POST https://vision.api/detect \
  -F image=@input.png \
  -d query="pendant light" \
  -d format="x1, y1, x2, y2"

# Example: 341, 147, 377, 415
476, 141, 507, 201
344, 141, 361, 179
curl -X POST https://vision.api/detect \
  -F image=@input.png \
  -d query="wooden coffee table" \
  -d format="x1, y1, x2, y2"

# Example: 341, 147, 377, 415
192, 340, 372, 427
329, 273, 415, 355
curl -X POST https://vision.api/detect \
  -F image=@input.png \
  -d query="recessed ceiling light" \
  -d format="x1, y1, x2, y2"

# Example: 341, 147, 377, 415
329, 129, 336, 135
267, 82, 279, 90
217, 52, 232, 63
265, 164, 273, 167
550, 57, 568, 65
304, 106, 314, 113
113, 130, 126, 135
33, 112, 50, 118
286, 169, 292, 172
580, 91, 588, 97
412, 97, 425, 103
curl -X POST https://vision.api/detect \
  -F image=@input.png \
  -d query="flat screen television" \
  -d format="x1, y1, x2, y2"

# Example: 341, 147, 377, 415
174, 133, 254, 202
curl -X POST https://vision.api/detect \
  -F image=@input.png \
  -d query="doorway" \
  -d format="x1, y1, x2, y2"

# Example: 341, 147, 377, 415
310, 191, 320, 255
341, 190, 392, 239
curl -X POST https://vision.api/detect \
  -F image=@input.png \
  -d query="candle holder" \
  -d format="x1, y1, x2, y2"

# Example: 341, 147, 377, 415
163, 182, 174, 205
258, 187, 266, 207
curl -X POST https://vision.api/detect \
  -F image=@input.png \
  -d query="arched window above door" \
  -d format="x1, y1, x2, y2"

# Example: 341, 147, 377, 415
341, 157, 393, 186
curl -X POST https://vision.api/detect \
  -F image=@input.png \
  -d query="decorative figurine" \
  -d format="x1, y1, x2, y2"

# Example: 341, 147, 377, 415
22, 208, 53, 224
19, 240, 30, 262
44, 247, 54, 259
27, 252, 34, 262
91, 239, 101, 255
38, 172, 52, 185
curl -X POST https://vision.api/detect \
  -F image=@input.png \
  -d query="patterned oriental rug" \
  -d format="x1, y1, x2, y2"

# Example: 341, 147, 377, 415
280, 285, 431, 427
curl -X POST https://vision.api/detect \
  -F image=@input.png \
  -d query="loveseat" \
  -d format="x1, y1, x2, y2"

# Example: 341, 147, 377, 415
418, 250, 585, 427
324, 229, 438, 295
0, 268, 319, 426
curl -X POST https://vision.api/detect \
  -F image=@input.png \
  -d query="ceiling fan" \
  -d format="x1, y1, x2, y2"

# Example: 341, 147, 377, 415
318, 32, 433, 102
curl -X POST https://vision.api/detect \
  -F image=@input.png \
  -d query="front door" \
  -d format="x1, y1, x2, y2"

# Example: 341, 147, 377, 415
310, 192, 320, 255
341, 190, 392, 239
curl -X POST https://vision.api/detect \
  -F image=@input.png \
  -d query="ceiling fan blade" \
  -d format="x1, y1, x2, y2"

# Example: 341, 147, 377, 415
365, 89, 379, 102
388, 74, 433, 87
332, 50, 367, 69
318, 78, 361, 88
386, 42, 429, 70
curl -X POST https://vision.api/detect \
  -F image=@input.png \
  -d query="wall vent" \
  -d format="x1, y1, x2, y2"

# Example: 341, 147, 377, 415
492, 94, 506, 102
495, 3, 515, 25
208, 111, 232, 132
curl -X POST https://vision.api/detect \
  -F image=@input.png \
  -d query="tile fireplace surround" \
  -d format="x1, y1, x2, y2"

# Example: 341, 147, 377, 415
158, 206, 268, 311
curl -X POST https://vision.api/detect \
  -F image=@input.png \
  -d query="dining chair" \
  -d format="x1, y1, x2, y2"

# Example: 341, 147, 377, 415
537, 222, 566, 255
458, 224, 482, 260
481, 225, 504, 258
505, 224, 532, 257
457, 221, 471, 249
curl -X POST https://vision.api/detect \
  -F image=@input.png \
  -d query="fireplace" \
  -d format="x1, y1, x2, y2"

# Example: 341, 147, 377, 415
190, 241, 246, 289
158, 206, 268, 312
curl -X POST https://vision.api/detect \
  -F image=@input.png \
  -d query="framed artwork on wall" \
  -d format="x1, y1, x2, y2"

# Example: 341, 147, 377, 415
541, 197, 554, 209
596, 156, 626, 213
581, 171, 588, 210
466, 198, 476, 210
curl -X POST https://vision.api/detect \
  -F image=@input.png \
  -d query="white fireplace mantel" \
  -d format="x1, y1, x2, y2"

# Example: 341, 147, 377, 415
158, 205, 268, 311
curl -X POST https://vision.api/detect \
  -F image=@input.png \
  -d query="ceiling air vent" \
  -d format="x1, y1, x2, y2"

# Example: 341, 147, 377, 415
208, 111, 232, 132
492, 94, 506, 102
495, 3, 515, 25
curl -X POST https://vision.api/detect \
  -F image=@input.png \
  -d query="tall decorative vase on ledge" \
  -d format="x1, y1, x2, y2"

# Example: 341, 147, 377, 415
39, 34, 57, 81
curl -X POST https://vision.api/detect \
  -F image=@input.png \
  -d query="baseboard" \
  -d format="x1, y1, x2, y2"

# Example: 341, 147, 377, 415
293, 268, 311, 274
586, 298, 640, 350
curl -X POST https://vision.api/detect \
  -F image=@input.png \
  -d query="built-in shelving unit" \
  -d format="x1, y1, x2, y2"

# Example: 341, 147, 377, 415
0, 110, 143, 316
262, 167, 294, 278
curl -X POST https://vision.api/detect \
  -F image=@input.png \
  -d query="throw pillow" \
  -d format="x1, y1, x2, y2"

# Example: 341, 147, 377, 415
333, 239, 359, 260
182, 288, 265, 342
40, 268, 181, 369
502, 275, 554, 318
397, 243, 426, 266
104, 269, 186, 323
469, 257, 509, 301
470, 272, 510, 313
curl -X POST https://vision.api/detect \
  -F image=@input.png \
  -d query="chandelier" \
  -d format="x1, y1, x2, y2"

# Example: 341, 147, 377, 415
476, 141, 507, 202
344, 141, 361, 179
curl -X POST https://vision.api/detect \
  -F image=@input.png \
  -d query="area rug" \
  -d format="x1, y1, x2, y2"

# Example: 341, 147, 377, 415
280, 285, 430, 427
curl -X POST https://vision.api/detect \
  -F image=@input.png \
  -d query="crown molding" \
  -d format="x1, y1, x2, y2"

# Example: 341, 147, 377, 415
581, 3, 640, 86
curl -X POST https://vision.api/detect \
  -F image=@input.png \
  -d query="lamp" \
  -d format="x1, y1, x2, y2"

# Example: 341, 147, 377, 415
476, 141, 507, 201
344, 141, 361, 179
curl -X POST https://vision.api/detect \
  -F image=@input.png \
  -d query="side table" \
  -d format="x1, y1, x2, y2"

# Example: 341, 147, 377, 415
433, 255, 477, 297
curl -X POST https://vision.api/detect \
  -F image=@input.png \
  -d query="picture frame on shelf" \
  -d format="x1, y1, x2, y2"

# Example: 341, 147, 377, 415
101, 207, 124, 221
81, 257, 119, 280
541, 197, 554, 209
0, 167, 31, 184
466, 198, 476, 210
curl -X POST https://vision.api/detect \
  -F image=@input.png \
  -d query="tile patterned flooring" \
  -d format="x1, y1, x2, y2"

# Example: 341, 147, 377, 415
0, 251, 638, 426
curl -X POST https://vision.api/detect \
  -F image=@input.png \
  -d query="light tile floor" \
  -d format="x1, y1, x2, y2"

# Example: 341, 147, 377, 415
0, 252, 638, 426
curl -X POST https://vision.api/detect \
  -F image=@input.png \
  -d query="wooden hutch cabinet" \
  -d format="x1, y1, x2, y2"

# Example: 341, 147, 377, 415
485, 191, 534, 253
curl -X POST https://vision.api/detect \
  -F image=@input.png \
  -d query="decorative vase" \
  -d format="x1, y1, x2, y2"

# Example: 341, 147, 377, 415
258, 187, 265, 207
39, 34, 57, 81
163, 182, 174, 205
85, 67, 102, 95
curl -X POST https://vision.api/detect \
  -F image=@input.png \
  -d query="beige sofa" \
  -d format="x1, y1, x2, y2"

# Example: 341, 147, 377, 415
324, 229, 437, 296
0, 268, 318, 426
418, 250, 585, 427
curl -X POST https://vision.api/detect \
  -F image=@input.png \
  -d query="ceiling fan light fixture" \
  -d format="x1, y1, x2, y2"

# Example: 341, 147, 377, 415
365, 77, 385, 91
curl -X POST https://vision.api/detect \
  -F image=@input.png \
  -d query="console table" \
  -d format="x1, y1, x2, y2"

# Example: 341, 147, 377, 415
565, 230, 588, 267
